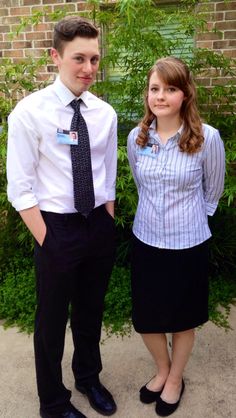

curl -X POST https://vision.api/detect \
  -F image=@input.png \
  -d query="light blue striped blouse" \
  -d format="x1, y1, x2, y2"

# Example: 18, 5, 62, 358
127, 121, 225, 249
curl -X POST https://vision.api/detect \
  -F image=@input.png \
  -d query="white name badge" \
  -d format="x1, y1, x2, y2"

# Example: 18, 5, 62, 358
137, 143, 159, 158
56, 128, 78, 145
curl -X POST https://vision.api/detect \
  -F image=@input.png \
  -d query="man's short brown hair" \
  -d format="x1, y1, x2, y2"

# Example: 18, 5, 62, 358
53, 16, 99, 55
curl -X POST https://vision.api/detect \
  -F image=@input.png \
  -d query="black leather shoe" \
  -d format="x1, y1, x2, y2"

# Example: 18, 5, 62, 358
155, 380, 185, 417
140, 383, 163, 404
40, 404, 87, 418
75, 381, 117, 416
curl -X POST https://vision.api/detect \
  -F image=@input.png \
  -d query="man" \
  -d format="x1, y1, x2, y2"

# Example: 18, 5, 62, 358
7, 16, 117, 418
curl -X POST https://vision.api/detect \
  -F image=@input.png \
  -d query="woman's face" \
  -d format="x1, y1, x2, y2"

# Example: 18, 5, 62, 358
147, 72, 185, 121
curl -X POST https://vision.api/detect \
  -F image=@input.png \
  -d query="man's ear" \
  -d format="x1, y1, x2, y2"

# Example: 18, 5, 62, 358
50, 48, 61, 65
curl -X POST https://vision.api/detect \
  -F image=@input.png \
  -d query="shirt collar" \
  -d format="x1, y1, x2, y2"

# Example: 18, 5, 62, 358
53, 76, 89, 108
149, 119, 184, 138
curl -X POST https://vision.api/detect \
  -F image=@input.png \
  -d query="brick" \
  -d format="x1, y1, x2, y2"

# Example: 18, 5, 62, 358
196, 31, 223, 41
42, 0, 64, 4
31, 6, 53, 13
206, 22, 214, 31
193, 68, 215, 79
3, 0, 20, 5
11, 7, 31, 16
37, 73, 52, 82
11, 23, 32, 32
200, 12, 224, 21
4, 32, 24, 41
0, 9, 9, 17
221, 68, 236, 77
216, 1, 236, 11
23, 0, 42, 4
0, 25, 10, 33
196, 41, 213, 48
224, 30, 236, 39
229, 40, 236, 47
223, 49, 236, 58
2, 16, 21, 25
214, 12, 225, 21
3, 49, 24, 58
12, 41, 32, 49
25, 48, 47, 58
34, 23, 54, 31
213, 40, 230, 49
199, 68, 220, 77
0, 42, 11, 49
215, 21, 236, 30
47, 65, 57, 72
44, 15, 59, 23
225, 11, 236, 20
77, 3, 92, 11
53, 4, 76, 13
195, 78, 211, 86
212, 77, 236, 86
5, 58, 23, 64
34, 40, 52, 48
197, 3, 215, 13
37, 65, 48, 73
46, 31, 53, 40
26, 32, 46, 41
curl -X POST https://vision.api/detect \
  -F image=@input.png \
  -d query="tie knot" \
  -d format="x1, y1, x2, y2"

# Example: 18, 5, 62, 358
70, 99, 81, 111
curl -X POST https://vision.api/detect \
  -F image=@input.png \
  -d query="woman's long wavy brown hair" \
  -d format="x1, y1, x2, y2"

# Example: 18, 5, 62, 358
137, 57, 204, 153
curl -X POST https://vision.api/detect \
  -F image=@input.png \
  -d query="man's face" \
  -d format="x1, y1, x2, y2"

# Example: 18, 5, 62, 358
51, 36, 100, 96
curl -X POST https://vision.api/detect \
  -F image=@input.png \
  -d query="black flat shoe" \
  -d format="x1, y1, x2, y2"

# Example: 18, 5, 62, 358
75, 381, 117, 416
155, 380, 185, 417
40, 404, 87, 418
140, 383, 163, 404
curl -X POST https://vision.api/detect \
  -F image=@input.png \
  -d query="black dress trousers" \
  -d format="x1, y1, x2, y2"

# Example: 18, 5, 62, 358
33, 205, 116, 414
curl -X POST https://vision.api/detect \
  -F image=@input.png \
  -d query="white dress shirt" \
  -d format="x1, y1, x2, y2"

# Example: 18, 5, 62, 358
127, 121, 225, 249
7, 77, 117, 213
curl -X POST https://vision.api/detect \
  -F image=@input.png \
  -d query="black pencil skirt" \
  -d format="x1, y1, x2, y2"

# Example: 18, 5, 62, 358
131, 235, 209, 333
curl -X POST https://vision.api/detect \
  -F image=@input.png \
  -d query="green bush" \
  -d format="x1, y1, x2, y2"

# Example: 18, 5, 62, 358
0, 260, 132, 335
103, 265, 132, 337
208, 208, 236, 280
0, 259, 235, 335
0, 0, 235, 333
209, 277, 236, 330
0, 257, 36, 332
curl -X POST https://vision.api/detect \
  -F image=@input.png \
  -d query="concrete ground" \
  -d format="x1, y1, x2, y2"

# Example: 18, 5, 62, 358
0, 306, 236, 418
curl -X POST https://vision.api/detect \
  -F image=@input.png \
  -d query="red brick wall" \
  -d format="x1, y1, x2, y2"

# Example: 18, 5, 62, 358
196, 1, 236, 88
0, 1, 92, 84
196, 1, 236, 56
0, 0, 235, 87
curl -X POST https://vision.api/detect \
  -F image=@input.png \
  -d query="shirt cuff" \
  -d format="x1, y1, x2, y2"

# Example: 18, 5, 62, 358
11, 194, 38, 212
205, 202, 217, 216
107, 190, 116, 202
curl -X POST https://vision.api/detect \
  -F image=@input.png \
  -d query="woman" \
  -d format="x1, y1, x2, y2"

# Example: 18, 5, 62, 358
127, 57, 225, 416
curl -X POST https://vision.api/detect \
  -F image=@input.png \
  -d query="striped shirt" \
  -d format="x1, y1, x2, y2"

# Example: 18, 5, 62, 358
127, 121, 225, 249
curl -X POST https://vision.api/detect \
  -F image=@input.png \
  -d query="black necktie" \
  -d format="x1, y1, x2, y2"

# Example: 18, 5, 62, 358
70, 99, 95, 216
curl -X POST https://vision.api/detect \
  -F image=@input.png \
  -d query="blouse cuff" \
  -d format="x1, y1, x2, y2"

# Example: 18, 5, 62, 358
205, 201, 218, 216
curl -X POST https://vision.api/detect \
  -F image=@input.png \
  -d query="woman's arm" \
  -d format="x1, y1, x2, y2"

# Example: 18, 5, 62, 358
202, 129, 225, 216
